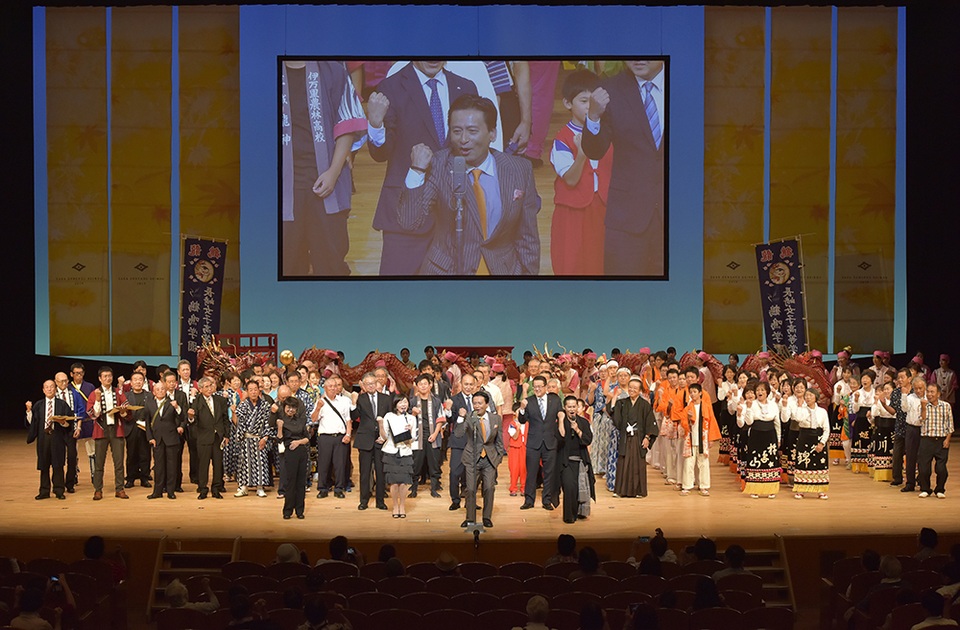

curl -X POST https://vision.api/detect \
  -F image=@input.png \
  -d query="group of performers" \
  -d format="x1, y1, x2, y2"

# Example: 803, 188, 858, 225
24, 346, 955, 522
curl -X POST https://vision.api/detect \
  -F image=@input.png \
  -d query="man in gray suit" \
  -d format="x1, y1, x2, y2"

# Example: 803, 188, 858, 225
399, 94, 541, 276
454, 390, 506, 528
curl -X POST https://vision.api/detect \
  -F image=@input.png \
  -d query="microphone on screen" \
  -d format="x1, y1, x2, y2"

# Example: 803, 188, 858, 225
452, 156, 466, 200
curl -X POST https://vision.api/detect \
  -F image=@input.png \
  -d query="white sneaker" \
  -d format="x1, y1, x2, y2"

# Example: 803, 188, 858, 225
794, 493, 803, 500
819, 493, 829, 500
768, 494, 777, 499
257, 488, 267, 497
234, 487, 246, 497
750, 494, 759, 499
918, 491, 929, 498
936, 492, 946, 499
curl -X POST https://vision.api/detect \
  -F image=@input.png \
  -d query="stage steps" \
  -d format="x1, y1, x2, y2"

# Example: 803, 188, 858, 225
744, 537, 796, 610
146, 536, 241, 620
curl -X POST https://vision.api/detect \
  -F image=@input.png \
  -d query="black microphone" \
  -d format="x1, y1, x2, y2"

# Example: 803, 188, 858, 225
452, 156, 466, 197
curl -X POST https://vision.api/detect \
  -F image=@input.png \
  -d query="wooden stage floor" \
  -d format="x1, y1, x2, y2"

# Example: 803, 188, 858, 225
2, 431, 958, 544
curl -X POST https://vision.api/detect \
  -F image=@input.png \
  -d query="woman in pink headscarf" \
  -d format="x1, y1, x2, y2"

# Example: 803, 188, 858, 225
929, 354, 957, 406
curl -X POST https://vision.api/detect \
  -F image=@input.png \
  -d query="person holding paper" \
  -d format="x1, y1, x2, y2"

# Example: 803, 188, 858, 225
381, 398, 416, 518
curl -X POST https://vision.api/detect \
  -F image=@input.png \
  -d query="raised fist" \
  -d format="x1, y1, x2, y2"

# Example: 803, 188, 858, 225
519, 399, 528, 411
25, 401, 32, 412
366, 91, 390, 128
459, 407, 467, 418
588, 87, 610, 121
410, 143, 433, 171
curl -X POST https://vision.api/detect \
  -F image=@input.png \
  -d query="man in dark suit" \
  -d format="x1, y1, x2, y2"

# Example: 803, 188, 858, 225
146, 382, 184, 499
582, 60, 665, 276
447, 373, 481, 510
187, 376, 230, 499
518, 375, 562, 510
54, 371, 86, 493
161, 371, 190, 492
455, 390, 506, 528
399, 94, 541, 276
351, 372, 393, 510
26, 380, 74, 500
367, 61, 478, 275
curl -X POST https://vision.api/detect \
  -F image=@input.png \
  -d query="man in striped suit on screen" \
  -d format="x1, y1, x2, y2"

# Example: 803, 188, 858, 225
398, 94, 541, 276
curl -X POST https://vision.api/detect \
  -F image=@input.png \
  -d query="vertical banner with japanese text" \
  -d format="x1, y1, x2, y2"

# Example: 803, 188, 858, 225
179, 237, 227, 367
755, 239, 808, 355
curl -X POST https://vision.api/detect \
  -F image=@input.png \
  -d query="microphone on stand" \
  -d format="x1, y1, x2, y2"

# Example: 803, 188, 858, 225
452, 156, 466, 275
452, 156, 466, 198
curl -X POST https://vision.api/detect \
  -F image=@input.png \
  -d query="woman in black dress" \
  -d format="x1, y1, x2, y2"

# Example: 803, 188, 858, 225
278, 397, 311, 520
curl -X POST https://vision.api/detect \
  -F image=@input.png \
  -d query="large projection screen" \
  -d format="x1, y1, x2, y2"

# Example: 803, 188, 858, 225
278, 58, 668, 280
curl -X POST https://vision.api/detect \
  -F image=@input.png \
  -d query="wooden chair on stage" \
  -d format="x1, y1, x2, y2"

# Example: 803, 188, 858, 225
689, 607, 742, 630
499, 561, 543, 581
473, 575, 522, 597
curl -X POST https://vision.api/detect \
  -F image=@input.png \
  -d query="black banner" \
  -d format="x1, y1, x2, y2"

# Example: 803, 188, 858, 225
179, 237, 227, 367
755, 238, 808, 355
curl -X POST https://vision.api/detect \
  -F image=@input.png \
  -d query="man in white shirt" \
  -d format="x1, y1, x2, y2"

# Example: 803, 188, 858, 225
312, 375, 354, 499
900, 377, 926, 493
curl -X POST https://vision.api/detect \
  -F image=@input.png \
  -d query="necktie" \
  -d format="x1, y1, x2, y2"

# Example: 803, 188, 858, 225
467, 396, 473, 413
370, 394, 377, 417
472, 169, 490, 275
45, 399, 53, 431
425, 78, 445, 145
642, 81, 661, 149
206, 396, 214, 414
60, 389, 73, 411
539, 397, 546, 418
480, 415, 487, 459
